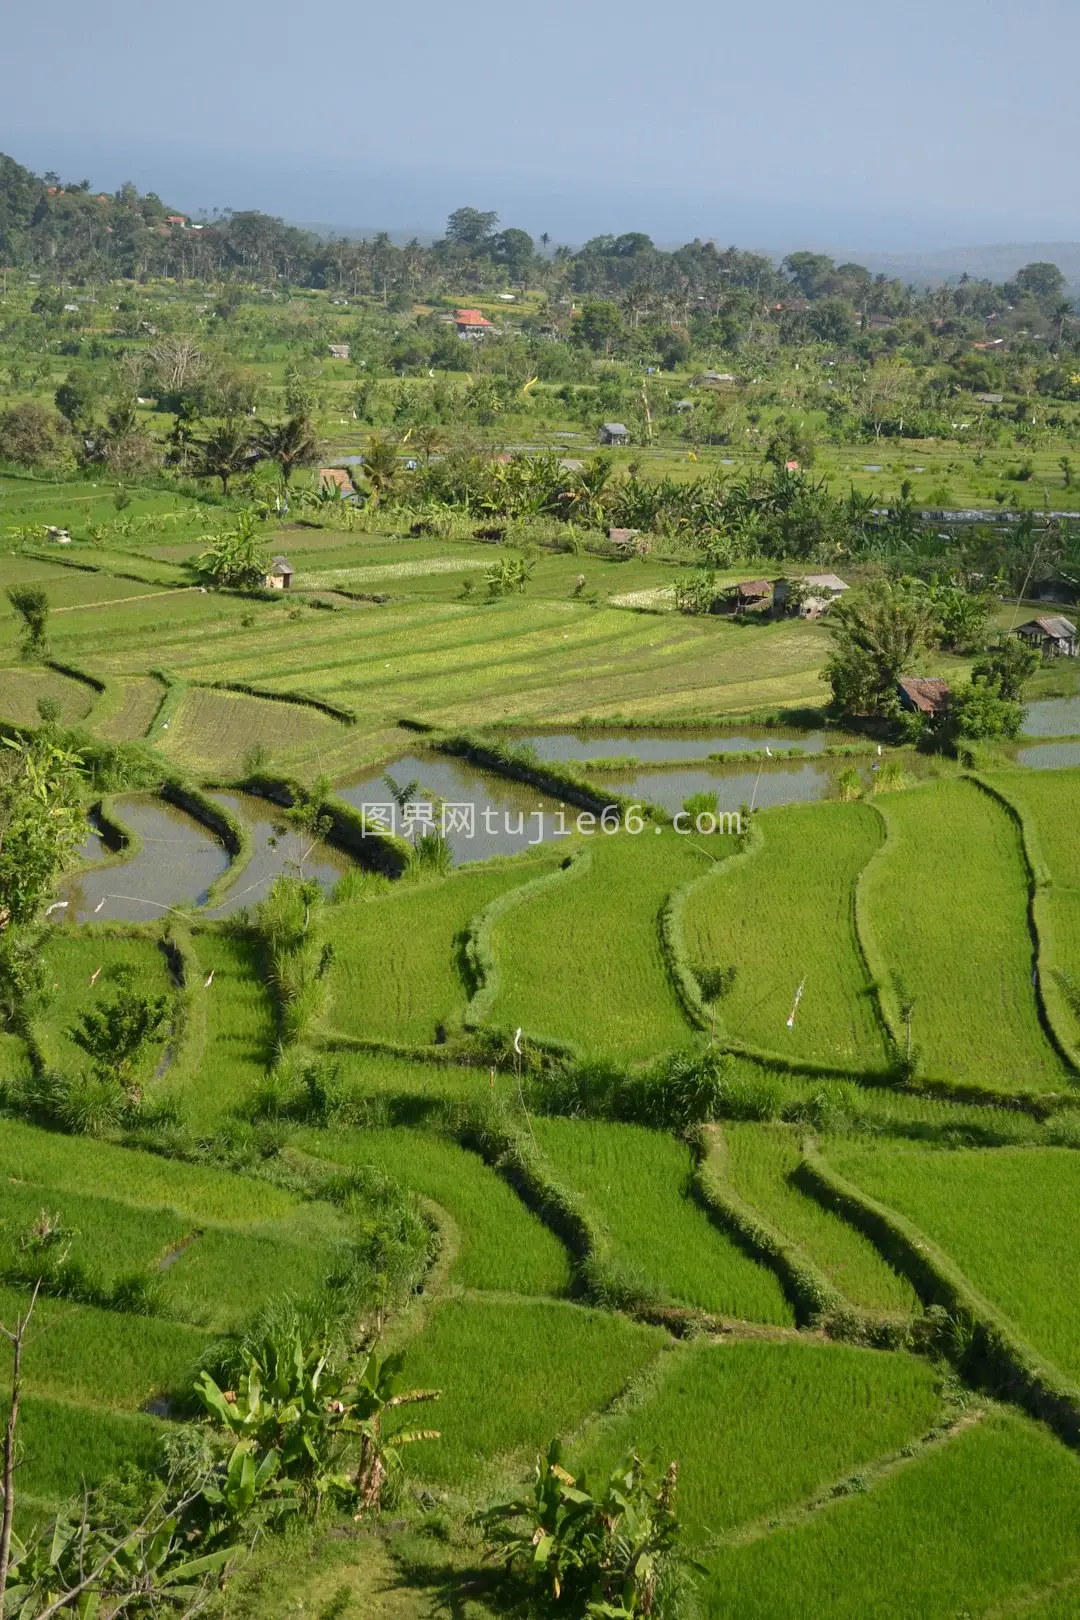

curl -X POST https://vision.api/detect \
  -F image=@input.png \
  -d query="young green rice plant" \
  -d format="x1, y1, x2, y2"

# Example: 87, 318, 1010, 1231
490, 833, 706, 1060
181, 929, 276, 1129
682, 799, 888, 1068
532, 1118, 792, 1324
0, 1281, 212, 1410
705, 1411, 1080, 1618
826, 1141, 1080, 1381
863, 780, 1064, 1087
0, 1116, 300, 1225
8, 1397, 166, 1513
991, 768, 1080, 888
719, 1124, 918, 1313
572, 1337, 942, 1543
298, 1126, 571, 1297
322, 851, 562, 1046
394, 1297, 666, 1486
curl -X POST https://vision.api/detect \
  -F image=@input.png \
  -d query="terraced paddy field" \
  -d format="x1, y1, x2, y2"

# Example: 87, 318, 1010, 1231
0, 665, 97, 725
990, 768, 1080, 1054
681, 800, 889, 1068
322, 850, 565, 1045
299, 1126, 572, 1296
573, 1338, 943, 1540
10, 483, 1080, 1612
487, 832, 705, 1058
717, 1124, 918, 1314
152, 684, 351, 778
532, 1117, 792, 1322
16, 567, 836, 773
706, 1412, 1080, 1619
859, 778, 1065, 1089
826, 1142, 1080, 1381
394, 1297, 667, 1486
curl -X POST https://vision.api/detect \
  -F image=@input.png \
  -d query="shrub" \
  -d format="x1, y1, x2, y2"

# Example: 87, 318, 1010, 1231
0, 400, 70, 467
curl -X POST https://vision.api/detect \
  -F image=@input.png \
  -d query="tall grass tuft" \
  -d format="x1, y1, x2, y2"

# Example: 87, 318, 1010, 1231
253, 875, 333, 1044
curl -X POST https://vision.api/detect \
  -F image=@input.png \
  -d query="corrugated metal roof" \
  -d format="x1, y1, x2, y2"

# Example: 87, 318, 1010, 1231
1018, 616, 1077, 639
898, 676, 951, 714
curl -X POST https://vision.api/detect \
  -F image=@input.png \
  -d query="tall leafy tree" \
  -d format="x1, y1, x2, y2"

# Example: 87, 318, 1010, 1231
6, 586, 49, 661
824, 579, 934, 718
360, 434, 399, 507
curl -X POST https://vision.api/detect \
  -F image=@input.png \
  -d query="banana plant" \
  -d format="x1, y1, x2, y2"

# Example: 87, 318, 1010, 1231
195, 1335, 440, 1516
480, 1441, 696, 1617
4, 1502, 238, 1620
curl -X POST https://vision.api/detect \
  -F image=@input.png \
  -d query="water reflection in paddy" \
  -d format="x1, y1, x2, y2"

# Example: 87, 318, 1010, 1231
203, 791, 355, 916
591, 761, 834, 815
1022, 697, 1080, 737
57, 796, 230, 922
1016, 740, 1080, 770
337, 753, 569, 863
519, 729, 833, 763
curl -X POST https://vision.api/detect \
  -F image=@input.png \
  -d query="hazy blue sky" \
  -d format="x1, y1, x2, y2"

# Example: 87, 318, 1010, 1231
5, 0, 1078, 250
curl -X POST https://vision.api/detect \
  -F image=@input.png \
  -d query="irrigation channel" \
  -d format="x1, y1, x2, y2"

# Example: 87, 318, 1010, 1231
52, 700, 1080, 913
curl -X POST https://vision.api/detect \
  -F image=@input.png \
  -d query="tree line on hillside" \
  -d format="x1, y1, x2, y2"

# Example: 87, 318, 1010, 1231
3, 151, 1078, 380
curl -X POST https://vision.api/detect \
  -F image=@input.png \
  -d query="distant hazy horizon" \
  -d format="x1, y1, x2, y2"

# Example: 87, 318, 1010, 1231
7, 0, 1079, 259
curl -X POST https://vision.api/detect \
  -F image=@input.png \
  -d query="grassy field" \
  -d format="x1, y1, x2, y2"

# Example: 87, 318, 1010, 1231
12, 1398, 167, 1516
488, 832, 704, 1059
182, 930, 276, 1127
308, 1046, 502, 1117
396, 1296, 666, 1486
36, 929, 175, 1085
705, 1411, 1080, 1619
0, 665, 96, 725
682, 800, 889, 1067
990, 768, 1080, 890
990, 768, 1080, 1053
323, 852, 564, 1045
720, 1125, 918, 1313
93, 674, 166, 741
862, 779, 1064, 1088
298, 1127, 572, 1296
8, 458, 1080, 1612
152, 685, 350, 778
0, 1117, 357, 1332
6, 556, 837, 775
533, 1118, 793, 1323
0, 1283, 211, 1408
0, 1117, 302, 1221
574, 1338, 942, 1540
827, 1142, 1080, 1380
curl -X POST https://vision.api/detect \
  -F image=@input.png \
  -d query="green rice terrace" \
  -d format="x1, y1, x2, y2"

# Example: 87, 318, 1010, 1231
3, 467, 1080, 1619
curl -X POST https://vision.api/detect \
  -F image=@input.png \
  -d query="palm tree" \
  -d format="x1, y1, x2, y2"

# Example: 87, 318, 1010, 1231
412, 424, 445, 466
197, 418, 254, 495
361, 434, 399, 508
254, 414, 319, 485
